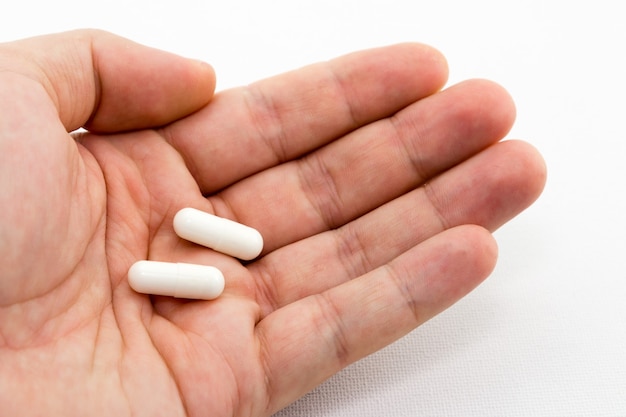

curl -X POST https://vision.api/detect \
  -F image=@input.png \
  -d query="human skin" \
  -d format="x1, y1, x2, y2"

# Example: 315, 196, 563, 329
0, 30, 546, 416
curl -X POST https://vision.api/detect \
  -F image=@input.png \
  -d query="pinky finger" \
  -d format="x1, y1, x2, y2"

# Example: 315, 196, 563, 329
256, 224, 497, 414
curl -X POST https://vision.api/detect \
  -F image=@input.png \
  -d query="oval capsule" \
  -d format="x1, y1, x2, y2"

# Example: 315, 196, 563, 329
128, 260, 225, 300
173, 207, 263, 260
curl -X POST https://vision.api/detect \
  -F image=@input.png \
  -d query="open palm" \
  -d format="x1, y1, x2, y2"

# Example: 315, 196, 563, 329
0, 31, 545, 416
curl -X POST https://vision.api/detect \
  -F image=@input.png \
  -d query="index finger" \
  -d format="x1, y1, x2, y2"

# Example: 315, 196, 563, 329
162, 43, 449, 193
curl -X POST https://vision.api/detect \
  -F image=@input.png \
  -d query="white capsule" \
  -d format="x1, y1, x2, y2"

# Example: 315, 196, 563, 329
173, 207, 263, 261
128, 260, 225, 300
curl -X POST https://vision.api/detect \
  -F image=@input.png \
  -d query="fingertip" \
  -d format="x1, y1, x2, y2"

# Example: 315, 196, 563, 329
392, 42, 450, 92
476, 78, 517, 132
484, 79, 517, 125
442, 224, 499, 283
190, 58, 217, 97
466, 224, 499, 278
411, 225, 499, 315
497, 139, 548, 209
327, 42, 451, 122
414, 42, 450, 87
439, 79, 517, 145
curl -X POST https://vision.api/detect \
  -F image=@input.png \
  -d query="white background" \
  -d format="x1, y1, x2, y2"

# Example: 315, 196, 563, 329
2, 1, 624, 416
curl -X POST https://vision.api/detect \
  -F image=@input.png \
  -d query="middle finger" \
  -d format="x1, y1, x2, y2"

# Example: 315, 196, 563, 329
210, 79, 516, 253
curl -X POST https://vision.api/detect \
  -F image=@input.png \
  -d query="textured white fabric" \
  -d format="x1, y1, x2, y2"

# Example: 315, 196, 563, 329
2, 1, 625, 416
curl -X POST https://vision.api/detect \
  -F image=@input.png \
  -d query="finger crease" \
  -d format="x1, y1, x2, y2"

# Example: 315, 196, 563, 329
242, 84, 290, 163
297, 153, 344, 230
384, 263, 422, 326
86, 35, 103, 128
254, 325, 276, 415
334, 225, 375, 279
422, 181, 451, 231
252, 261, 281, 319
388, 113, 430, 183
315, 292, 351, 368
326, 63, 361, 128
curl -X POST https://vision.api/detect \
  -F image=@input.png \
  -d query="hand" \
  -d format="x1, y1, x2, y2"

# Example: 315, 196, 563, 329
0, 30, 545, 416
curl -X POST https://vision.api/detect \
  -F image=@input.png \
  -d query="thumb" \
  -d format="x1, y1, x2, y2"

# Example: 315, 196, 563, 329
0, 29, 216, 132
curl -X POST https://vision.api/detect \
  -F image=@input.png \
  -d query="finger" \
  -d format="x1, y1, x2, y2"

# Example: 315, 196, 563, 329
257, 225, 498, 414
211, 79, 516, 253
250, 140, 546, 314
162, 43, 449, 192
0, 29, 215, 132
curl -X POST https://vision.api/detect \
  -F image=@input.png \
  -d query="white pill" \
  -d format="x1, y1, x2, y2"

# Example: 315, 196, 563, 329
173, 207, 263, 261
128, 260, 225, 300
